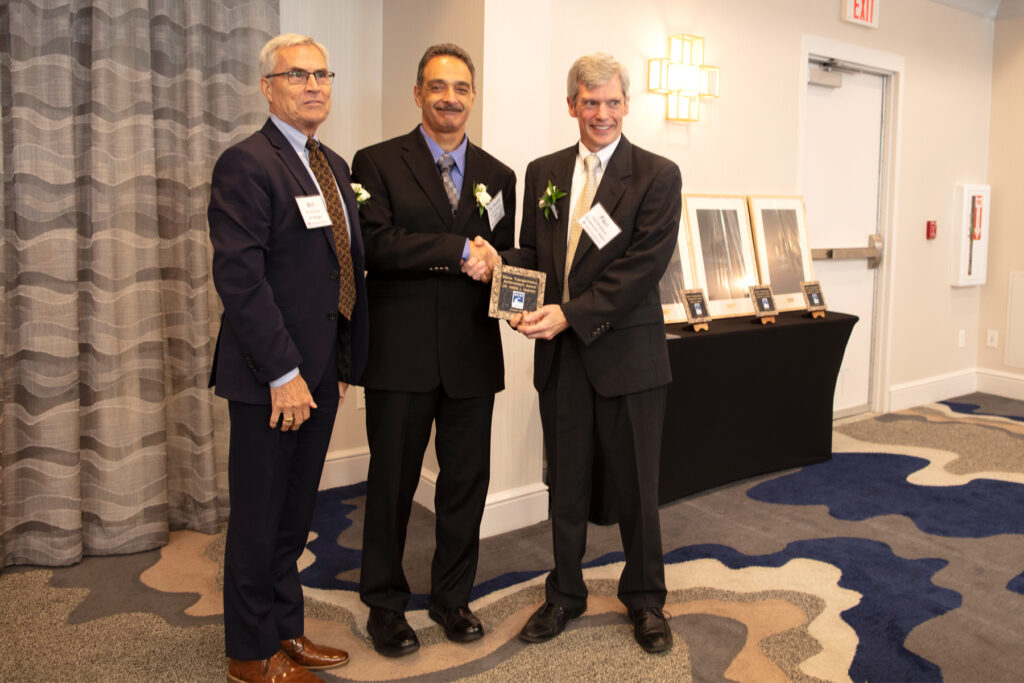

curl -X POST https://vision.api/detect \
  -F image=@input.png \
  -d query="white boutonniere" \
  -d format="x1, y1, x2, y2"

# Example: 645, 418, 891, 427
473, 182, 492, 216
537, 180, 566, 220
351, 183, 371, 206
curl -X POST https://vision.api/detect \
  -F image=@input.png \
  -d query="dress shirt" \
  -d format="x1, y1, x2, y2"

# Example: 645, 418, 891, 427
565, 136, 621, 246
419, 125, 473, 261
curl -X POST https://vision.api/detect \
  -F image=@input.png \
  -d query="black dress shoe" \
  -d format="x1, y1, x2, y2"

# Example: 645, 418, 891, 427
518, 602, 584, 643
428, 603, 484, 642
629, 607, 673, 653
367, 608, 420, 657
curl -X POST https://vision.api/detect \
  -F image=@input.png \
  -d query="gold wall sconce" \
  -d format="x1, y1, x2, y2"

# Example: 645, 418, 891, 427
648, 34, 720, 122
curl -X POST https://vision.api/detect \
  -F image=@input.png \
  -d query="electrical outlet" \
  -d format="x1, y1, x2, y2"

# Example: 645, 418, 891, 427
958, 329, 966, 348
987, 329, 999, 348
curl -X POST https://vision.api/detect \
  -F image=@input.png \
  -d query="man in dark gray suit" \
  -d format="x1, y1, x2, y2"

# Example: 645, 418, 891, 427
503, 53, 681, 654
351, 43, 514, 657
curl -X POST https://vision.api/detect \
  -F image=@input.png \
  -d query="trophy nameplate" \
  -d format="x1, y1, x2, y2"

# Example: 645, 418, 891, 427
800, 280, 827, 318
749, 284, 778, 324
683, 288, 712, 331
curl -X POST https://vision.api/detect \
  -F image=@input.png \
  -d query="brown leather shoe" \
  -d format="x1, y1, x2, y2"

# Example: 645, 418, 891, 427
280, 635, 349, 670
226, 650, 319, 682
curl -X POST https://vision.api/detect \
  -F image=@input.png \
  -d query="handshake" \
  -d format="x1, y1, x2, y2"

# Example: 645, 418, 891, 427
460, 235, 501, 282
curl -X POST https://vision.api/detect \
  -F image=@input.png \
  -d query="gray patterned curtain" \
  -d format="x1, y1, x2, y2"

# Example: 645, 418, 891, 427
0, 0, 278, 567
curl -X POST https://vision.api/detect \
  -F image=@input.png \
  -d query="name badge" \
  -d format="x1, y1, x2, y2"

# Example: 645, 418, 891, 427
296, 195, 332, 229
486, 191, 505, 231
578, 203, 622, 249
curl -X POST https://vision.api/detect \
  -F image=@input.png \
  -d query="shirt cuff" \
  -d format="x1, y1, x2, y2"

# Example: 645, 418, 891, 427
462, 238, 471, 262
270, 368, 299, 387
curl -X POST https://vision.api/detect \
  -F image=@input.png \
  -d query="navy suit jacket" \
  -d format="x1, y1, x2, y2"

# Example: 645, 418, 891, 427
208, 118, 369, 404
502, 135, 681, 397
351, 128, 515, 398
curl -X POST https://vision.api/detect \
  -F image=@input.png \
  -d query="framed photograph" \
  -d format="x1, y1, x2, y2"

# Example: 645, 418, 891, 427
683, 194, 759, 318
658, 215, 697, 323
747, 195, 815, 311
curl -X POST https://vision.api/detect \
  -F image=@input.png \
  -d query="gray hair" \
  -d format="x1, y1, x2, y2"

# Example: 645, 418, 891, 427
566, 53, 630, 103
416, 43, 476, 90
259, 33, 329, 77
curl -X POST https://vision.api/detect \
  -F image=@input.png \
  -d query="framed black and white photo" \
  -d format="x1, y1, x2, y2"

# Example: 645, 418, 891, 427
748, 195, 814, 311
683, 194, 759, 318
658, 212, 697, 324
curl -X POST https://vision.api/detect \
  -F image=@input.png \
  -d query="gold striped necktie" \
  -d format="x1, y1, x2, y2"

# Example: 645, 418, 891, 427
564, 153, 599, 303
306, 137, 356, 319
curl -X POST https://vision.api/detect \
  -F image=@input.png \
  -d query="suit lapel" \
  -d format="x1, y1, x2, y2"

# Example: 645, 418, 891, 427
400, 128, 456, 227
570, 136, 632, 268
548, 146, 577, 290
453, 144, 481, 234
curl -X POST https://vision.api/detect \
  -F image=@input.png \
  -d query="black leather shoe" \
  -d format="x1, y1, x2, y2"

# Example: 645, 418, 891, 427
629, 607, 673, 653
428, 603, 484, 642
518, 602, 584, 643
367, 608, 420, 657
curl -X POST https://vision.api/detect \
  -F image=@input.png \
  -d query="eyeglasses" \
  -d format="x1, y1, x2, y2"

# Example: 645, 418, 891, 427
264, 69, 335, 85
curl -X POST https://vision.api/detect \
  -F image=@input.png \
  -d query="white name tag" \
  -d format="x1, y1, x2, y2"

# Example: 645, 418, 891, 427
486, 191, 505, 231
296, 195, 332, 229
578, 203, 622, 249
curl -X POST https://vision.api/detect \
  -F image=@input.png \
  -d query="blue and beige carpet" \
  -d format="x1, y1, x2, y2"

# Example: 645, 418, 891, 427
2, 392, 1023, 681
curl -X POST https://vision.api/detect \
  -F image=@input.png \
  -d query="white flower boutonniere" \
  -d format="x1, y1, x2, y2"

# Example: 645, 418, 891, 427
474, 182, 492, 216
538, 180, 566, 220
351, 183, 371, 206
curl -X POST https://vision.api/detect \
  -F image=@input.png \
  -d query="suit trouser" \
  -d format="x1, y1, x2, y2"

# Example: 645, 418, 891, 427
222, 352, 339, 660
360, 386, 493, 613
539, 333, 667, 612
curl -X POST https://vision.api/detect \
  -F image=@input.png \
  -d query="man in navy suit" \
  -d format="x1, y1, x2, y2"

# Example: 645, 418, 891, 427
351, 43, 514, 657
208, 33, 368, 682
503, 53, 681, 654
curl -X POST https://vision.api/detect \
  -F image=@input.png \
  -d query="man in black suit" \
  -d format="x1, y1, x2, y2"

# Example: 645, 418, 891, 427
351, 44, 515, 657
503, 53, 681, 654
208, 33, 368, 682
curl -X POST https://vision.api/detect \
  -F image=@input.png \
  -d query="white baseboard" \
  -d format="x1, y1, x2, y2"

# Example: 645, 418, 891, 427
888, 369, 978, 411
318, 446, 370, 490
413, 469, 549, 539
976, 368, 1024, 401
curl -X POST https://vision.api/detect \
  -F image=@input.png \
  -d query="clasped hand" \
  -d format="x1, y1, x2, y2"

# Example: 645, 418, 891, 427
460, 235, 500, 282
510, 304, 570, 340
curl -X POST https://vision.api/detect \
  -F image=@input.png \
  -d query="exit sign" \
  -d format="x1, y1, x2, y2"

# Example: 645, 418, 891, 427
842, 0, 878, 28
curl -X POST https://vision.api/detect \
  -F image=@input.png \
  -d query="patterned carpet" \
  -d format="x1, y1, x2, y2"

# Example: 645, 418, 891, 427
2, 392, 1023, 682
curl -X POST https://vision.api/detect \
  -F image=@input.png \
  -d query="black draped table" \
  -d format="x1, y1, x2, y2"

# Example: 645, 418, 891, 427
590, 310, 857, 525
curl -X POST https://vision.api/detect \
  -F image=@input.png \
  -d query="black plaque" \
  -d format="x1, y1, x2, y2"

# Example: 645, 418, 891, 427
488, 264, 546, 320
683, 288, 712, 324
749, 284, 778, 318
800, 280, 827, 312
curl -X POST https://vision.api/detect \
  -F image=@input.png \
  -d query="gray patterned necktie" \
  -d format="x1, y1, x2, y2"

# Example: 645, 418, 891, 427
437, 153, 459, 214
564, 154, 599, 303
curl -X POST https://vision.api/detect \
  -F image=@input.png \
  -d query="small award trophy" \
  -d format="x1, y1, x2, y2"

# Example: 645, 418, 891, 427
488, 264, 546, 320
749, 285, 777, 325
800, 281, 827, 319
683, 288, 712, 332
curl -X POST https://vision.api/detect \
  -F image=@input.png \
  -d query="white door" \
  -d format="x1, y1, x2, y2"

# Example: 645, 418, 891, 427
801, 60, 887, 416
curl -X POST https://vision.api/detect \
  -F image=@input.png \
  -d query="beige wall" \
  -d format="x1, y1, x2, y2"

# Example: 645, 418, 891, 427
381, 0, 484, 142
984, 14, 1024, 374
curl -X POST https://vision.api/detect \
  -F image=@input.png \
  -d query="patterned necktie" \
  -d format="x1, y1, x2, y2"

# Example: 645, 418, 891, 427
437, 153, 459, 214
563, 154, 599, 303
306, 138, 356, 319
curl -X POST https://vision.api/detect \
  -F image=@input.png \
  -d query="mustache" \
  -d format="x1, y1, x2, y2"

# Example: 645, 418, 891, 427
434, 102, 464, 112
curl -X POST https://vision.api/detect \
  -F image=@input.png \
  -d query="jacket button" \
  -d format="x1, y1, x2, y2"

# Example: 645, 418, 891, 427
327, 311, 338, 320
329, 270, 339, 280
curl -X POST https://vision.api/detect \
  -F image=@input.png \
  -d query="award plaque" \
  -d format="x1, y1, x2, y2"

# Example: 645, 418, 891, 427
488, 264, 546, 320
800, 280, 827, 318
749, 284, 778, 323
683, 288, 712, 331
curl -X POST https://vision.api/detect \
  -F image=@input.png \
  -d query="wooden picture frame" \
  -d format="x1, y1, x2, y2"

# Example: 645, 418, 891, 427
659, 209, 697, 323
747, 195, 815, 311
683, 194, 759, 318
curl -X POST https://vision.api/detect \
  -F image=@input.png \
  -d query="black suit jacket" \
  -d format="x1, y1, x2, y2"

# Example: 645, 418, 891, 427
208, 119, 369, 403
352, 128, 516, 398
503, 135, 681, 397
